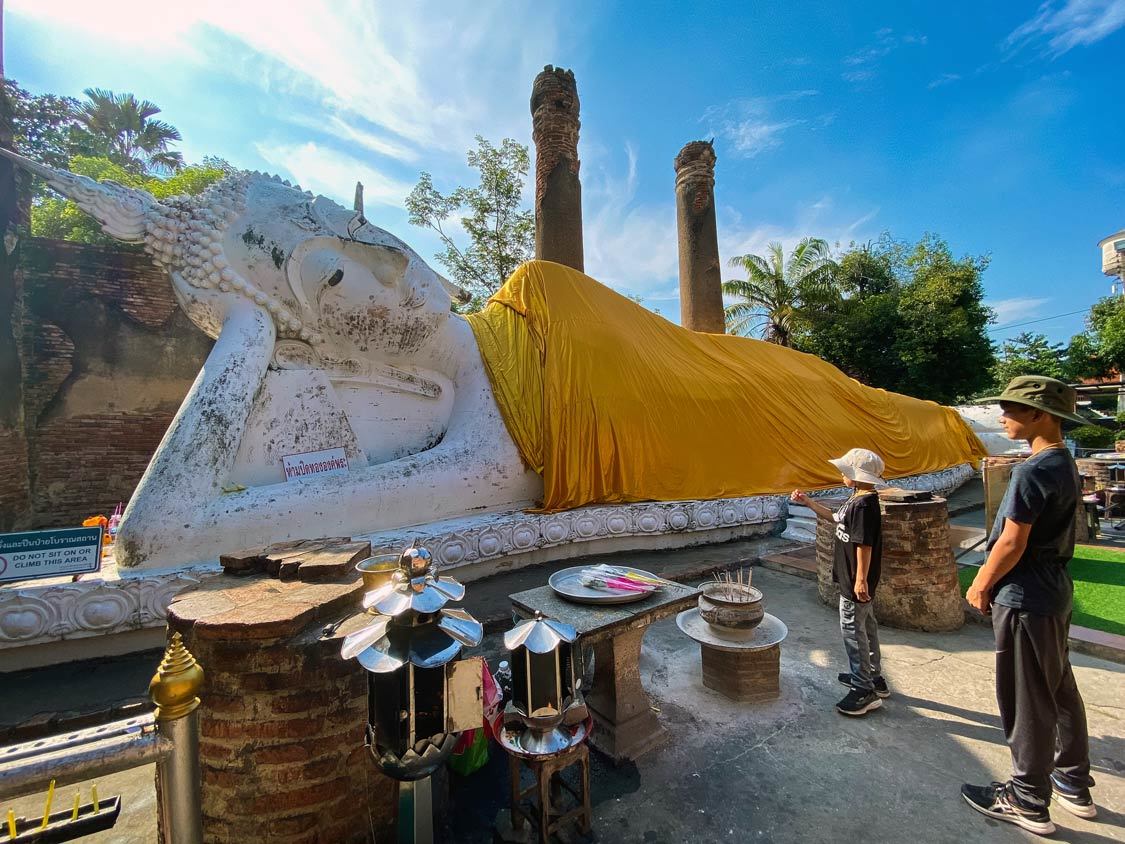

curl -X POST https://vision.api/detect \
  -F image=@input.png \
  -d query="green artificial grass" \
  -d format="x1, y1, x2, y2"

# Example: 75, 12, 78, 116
957, 545, 1125, 637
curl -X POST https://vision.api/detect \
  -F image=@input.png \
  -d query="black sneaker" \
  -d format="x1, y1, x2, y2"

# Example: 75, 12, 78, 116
836, 687, 882, 716
961, 782, 1055, 836
836, 672, 891, 698
1050, 772, 1097, 819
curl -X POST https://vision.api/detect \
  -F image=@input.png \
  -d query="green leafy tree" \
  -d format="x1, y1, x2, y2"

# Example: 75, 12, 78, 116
406, 136, 534, 308
72, 88, 183, 174
892, 234, 995, 404
795, 234, 994, 403
2, 80, 80, 171
31, 155, 228, 244
722, 237, 838, 346
1071, 296, 1125, 378
990, 332, 1067, 388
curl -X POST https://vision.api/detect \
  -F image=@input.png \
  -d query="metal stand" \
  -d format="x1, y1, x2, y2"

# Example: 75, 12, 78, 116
397, 777, 433, 844
155, 711, 202, 844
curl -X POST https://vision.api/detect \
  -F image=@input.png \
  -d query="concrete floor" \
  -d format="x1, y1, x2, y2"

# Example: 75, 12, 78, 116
5, 568, 1123, 843
445, 567, 1124, 844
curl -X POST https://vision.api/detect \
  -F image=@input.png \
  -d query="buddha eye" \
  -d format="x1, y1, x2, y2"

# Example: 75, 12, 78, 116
327, 268, 344, 287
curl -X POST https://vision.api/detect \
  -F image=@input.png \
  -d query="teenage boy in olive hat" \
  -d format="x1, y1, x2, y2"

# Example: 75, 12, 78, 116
961, 376, 1095, 836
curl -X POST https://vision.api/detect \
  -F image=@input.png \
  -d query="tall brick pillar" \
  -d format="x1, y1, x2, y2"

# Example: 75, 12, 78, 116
531, 65, 584, 271
674, 141, 725, 334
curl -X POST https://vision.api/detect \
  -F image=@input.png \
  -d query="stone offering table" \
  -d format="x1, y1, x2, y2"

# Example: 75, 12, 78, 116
510, 580, 699, 763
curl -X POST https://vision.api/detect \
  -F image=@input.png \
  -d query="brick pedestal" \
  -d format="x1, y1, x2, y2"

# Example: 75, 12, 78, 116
816, 495, 963, 632
167, 542, 397, 844
700, 644, 780, 703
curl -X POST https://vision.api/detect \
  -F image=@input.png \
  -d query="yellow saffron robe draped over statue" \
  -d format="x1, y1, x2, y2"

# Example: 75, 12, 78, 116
466, 261, 986, 512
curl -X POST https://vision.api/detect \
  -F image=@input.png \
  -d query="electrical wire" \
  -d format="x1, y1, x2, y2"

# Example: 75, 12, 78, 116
988, 308, 1091, 334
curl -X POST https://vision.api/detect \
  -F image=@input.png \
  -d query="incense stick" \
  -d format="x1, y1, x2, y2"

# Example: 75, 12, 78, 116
709, 568, 755, 601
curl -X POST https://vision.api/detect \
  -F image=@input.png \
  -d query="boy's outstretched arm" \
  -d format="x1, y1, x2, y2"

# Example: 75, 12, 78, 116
790, 489, 834, 520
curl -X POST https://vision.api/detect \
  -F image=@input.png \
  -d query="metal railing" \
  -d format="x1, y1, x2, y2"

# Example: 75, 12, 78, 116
0, 632, 203, 844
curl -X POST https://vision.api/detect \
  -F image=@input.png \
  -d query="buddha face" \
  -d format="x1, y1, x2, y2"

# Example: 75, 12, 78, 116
209, 179, 453, 362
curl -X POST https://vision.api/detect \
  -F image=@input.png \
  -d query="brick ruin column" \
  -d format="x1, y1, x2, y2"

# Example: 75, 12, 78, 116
166, 541, 398, 843
815, 495, 964, 632
531, 65, 584, 271
674, 141, 725, 333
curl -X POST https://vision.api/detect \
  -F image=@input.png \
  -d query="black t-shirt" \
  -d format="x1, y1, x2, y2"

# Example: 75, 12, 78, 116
832, 492, 883, 602
987, 447, 1080, 616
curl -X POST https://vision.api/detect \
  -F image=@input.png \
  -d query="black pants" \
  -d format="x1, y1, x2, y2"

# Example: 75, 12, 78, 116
993, 604, 1092, 810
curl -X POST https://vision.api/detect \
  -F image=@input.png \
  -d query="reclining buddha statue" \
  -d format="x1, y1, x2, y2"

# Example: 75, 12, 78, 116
3, 150, 986, 570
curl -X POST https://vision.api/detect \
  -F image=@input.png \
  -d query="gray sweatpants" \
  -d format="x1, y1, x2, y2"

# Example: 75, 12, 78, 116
839, 596, 882, 691
993, 604, 1092, 810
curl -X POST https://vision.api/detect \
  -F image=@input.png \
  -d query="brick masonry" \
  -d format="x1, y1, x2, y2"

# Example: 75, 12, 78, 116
816, 496, 964, 632
167, 563, 398, 844
3, 237, 210, 528
700, 643, 780, 703
531, 65, 584, 271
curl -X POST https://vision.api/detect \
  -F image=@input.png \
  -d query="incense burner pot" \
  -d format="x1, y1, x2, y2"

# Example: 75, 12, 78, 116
698, 583, 764, 631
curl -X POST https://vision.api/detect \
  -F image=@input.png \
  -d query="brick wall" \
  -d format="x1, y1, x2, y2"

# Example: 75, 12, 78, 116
816, 496, 964, 632
7, 238, 210, 528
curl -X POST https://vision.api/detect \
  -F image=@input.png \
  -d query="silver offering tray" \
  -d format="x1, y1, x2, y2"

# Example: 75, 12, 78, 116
548, 565, 661, 605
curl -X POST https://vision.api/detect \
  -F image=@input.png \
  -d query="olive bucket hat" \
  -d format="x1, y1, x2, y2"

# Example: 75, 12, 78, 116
976, 375, 1086, 425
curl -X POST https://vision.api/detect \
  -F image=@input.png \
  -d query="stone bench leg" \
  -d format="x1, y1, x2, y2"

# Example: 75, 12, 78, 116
585, 626, 667, 763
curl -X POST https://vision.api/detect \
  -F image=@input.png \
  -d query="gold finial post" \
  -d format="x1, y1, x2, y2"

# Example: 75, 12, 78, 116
149, 632, 204, 721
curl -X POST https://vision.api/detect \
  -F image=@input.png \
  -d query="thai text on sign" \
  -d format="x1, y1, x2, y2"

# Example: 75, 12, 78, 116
282, 447, 350, 482
0, 527, 104, 583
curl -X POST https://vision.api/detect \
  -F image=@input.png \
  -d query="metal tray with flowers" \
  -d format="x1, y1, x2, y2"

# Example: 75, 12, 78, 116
548, 564, 668, 605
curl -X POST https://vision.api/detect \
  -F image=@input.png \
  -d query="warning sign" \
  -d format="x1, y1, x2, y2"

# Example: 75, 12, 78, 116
0, 527, 104, 584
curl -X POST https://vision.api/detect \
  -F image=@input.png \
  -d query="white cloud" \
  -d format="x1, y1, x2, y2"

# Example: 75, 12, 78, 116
841, 28, 926, 82
254, 141, 414, 208
987, 297, 1051, 326
583, 144, 679, 297
726, 119, 802, 157
11, 0, 558, 162
704, 91, 819, 159
1006, 0, 1125, 55
928, 73, 962, 89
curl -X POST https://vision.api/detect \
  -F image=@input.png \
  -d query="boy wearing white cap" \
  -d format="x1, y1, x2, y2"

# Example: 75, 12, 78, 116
791, 448, 888, 716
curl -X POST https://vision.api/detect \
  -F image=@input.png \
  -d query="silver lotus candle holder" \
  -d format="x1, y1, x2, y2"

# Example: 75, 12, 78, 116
500, 613, 589, 756
341, 545, 484, 843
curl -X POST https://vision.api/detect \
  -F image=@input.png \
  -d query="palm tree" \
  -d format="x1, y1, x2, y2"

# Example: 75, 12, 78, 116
74, 88, 184, 174
722, 237, 838, 346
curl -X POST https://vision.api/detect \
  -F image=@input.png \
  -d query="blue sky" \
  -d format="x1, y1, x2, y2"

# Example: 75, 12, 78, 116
6, 0, 1123, 343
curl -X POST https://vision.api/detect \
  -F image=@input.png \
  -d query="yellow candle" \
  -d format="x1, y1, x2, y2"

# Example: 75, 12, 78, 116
92, 784, 99, 814
41, 779, 55, 829
71, 792, 80, 821
6, 808, 15, 840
